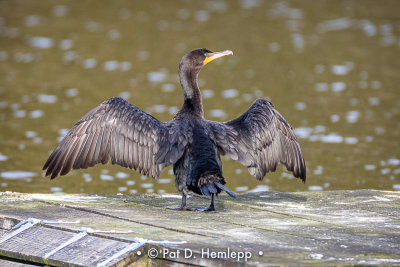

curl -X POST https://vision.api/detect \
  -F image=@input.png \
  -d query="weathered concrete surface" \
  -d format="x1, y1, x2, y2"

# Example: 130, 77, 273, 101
0, 189, 399, 266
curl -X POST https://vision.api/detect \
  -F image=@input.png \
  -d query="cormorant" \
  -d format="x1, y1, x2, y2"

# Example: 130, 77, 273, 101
43, 48, 306, 211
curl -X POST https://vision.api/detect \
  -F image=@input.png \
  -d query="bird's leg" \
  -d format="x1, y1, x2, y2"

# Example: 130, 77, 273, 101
167, 192, 191, 211
197, 194, 216, 212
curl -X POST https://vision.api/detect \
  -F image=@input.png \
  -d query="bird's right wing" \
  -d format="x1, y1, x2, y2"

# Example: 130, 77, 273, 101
207, 99, 306, 182
43, 97, 187, 179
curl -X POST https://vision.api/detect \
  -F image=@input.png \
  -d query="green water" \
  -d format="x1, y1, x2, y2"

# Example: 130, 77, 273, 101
0, 0, 399, 195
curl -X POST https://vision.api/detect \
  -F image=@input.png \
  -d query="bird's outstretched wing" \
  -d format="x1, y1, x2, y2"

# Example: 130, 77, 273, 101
207, 99, 306, 182
43, 97, 187, 179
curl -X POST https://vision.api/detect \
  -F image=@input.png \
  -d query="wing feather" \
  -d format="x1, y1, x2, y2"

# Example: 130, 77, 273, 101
43, 97, 187, 179
207, 99, 306, 182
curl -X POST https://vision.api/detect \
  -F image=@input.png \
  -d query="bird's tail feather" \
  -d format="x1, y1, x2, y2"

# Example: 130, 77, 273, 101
197, 174, 237, 198
215, 182, 237, 198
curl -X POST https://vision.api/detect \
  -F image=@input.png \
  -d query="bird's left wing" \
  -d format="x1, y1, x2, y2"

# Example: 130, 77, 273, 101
207, 99, 306, 182
43, 97, 187, 179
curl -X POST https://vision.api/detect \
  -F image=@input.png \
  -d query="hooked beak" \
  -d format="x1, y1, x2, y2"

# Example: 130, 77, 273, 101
204, 50, 233, 65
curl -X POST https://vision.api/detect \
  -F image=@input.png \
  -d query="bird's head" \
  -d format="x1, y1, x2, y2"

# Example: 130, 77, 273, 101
179, 48, 233, 73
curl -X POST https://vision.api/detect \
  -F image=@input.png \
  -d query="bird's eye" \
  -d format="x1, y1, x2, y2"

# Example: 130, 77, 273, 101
204, 53, 208, 57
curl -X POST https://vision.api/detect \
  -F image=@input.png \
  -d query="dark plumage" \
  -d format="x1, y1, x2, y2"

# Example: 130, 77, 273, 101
43, 48, 306, 211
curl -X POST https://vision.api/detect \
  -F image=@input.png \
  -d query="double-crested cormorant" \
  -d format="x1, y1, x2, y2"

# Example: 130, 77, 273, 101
43, 48, 306, 211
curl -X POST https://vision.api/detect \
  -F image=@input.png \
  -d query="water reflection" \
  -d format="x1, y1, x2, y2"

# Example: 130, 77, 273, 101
0, 0, 398, 195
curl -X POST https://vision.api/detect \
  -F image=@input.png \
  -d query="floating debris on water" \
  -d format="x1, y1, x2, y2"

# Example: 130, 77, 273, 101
222, 89, 239, 98
359, 19, 376, 36
85, 20, 101, 32
119, 91, 131, 99
59, 39, 73, 50
291, 33, 305, 52
14, 110, 26, 118
29, 110, 44, 118
119, 8, 131, 20
148, 71, 167, 83
0, 51, 8, 61
318, 133, 343, 143
25, 15, 40, 27
268, 2, 303, 19
194, 10, 210, 22
82, 174, 92, 182
209, 109, 227, 119
331, 82, 346, 92
387, 159, 400, 165
53, 5, 69, 17
269, 42, 280, 53
119, 61, 131, 71
50, 187, 63, 192
101, 60, 131, 71
346, 110, 360, 123
241, 0, 263, 9
103, 60, 119, 71
364, 165, 376, 171
25, 131, 37, 138
100, 174, 114, 181
294, 127, 358, 144
295, 102, 306, 110
315, 64, 325, 74
202, 89, 214, 98
38, 94, 57, 103
316, 82, 329, 91
65, 88, 79, 98
235, 186, 249, 192
330, 114, 340, 122
147, 105, 167, 114
107, 29, 121, 40
137, 50, 149, 61
368, 97, 380, 106
0, 171, 38, 180
281, 172, 294, 179
83, 58, 97, 69
317, 18, 352, 33
248, 185, 270, 192
29, 37, 53, 49
168, 106, 178, 114
308, 186, 323, 191
331, 65, 349, 76
314, 166, 323, 175
0, 153, 8, 161
115, 172, 129, 179
161, 83, 176, 92
344, 137, 358, 144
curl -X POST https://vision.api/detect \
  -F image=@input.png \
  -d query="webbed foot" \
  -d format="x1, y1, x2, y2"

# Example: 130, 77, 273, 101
166, 206, 195, 211
194, 205, 216, 212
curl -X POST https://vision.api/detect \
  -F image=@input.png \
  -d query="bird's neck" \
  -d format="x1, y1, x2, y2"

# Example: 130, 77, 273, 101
179, 66, 204, 117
